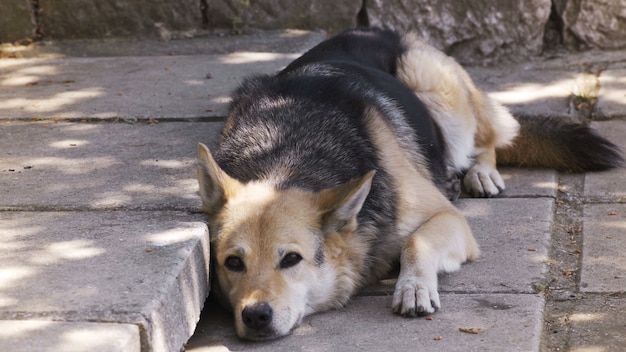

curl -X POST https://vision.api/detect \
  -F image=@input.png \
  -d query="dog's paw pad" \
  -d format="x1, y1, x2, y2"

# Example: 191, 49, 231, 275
391, 277, 440, 317
463, 164, 505, 198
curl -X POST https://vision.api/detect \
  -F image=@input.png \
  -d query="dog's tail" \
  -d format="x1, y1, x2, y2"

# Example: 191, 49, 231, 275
496, 116, 623, 172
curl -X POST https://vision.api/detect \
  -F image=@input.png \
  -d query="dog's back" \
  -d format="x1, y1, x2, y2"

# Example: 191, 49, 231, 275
217, 28, 447, 190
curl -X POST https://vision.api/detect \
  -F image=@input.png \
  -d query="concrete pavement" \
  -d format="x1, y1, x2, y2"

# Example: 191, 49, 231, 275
1, 30, 625, 352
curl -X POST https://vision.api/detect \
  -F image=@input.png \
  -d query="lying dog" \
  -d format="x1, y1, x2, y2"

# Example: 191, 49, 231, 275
197, 27, 622, 340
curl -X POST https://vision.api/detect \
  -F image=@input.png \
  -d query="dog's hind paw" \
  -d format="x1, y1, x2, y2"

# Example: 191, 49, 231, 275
391, 277, 440, 317
463, 163, 505, 198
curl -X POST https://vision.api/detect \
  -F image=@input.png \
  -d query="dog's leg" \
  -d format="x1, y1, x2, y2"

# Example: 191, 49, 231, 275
397, 33, 519, 198
392, 207, 478, 316
463, 147, 505, 197
462, 94, 519, 197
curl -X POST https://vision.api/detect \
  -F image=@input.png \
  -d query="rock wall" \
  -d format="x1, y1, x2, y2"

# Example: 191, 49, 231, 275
39, 0, 203, 39
365, 0, 552, 64
2, 0, 626, 64
558, 0, 626, 50
206, 0, 362, 34
0, 0, 35, 43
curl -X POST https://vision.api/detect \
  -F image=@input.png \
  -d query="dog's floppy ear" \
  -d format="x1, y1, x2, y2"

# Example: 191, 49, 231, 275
197, 143, 242, 215
317, 170, 376, 234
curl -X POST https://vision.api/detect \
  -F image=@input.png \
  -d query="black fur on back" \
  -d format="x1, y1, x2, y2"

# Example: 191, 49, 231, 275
217, 27, 447, 187
214, 27, 449, 235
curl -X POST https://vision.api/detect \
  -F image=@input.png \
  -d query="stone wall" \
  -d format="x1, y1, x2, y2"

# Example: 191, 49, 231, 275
366, 0, 552, 64
40, 0, 203, 39
206, 0, 363, 34
2, 0, 626, 64
557, 0, 626, 50
0, 0, 35, 43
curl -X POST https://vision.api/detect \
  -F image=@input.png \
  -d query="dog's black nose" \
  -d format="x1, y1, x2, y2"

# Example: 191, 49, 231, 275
242, 302, 273, 330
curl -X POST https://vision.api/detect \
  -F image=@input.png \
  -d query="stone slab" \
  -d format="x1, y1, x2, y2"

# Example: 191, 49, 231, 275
0, 211, 210, 352
39, 0, 202, 39
0, 121, 223, 210
186, 294, 544, 352
566, 295, 626, 352
363, 198, 553, 295
580, 204, 626, 293
0, 320, 140, 352
475, 167, 557, 199
0, 53, 296, 120
597, 69, 626, 118
466, 66, 579, 118
583, 120, 626, 202
0, 30, 325, 119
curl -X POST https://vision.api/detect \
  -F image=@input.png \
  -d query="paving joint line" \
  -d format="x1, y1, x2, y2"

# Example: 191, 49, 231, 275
0, 206, 204, 213
1, 116, 228, 124
541, 172, 586, 351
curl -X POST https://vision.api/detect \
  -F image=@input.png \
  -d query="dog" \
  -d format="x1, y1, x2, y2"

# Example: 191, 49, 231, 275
197, 27, 623, 340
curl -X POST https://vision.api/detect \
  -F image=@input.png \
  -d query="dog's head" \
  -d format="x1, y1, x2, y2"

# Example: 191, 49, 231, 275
197, 143, 373, 340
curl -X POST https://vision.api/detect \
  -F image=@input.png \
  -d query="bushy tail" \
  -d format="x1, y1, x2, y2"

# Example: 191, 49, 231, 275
496, 116, 624, 172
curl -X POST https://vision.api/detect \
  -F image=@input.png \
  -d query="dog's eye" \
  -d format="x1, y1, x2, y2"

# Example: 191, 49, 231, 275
224, 256, 245, 272
280, 252, 302, 269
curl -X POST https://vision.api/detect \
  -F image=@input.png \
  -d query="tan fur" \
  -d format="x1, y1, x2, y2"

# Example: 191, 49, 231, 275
397, 32, 520, 197
199, 102, 481, 337
197, 31, 520, 340
365, 108, 479, 315
199, 144, 376, 339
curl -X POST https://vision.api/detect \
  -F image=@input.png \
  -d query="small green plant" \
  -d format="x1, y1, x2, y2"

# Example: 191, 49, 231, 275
571, 72, 599, 113
230, 0, 250, 35
230, 16, 246, 35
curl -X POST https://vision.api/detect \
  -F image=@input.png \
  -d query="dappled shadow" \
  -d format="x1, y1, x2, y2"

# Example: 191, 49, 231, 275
2, 33, 612, 122
0, 320, 139, 351
562, 296, 626, 352
466, 66, 580, 116
599, 70, 626, 112
0, 49, 301, 120
0, 121, 225, 210
581, 204, 626, 292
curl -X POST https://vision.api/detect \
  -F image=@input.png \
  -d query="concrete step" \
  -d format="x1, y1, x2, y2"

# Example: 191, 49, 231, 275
0, 210, 209, 352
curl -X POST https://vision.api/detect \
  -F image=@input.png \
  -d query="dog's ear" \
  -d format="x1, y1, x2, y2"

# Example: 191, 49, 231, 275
317, 170, 375, 235
197, 143, 242, 215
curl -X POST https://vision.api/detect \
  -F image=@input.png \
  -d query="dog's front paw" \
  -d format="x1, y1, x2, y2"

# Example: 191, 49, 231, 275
392, 276, 440, 317
463, 163, 505, 197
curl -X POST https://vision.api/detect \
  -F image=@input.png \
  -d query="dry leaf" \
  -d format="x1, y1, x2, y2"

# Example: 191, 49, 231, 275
459, 327, 483, 334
